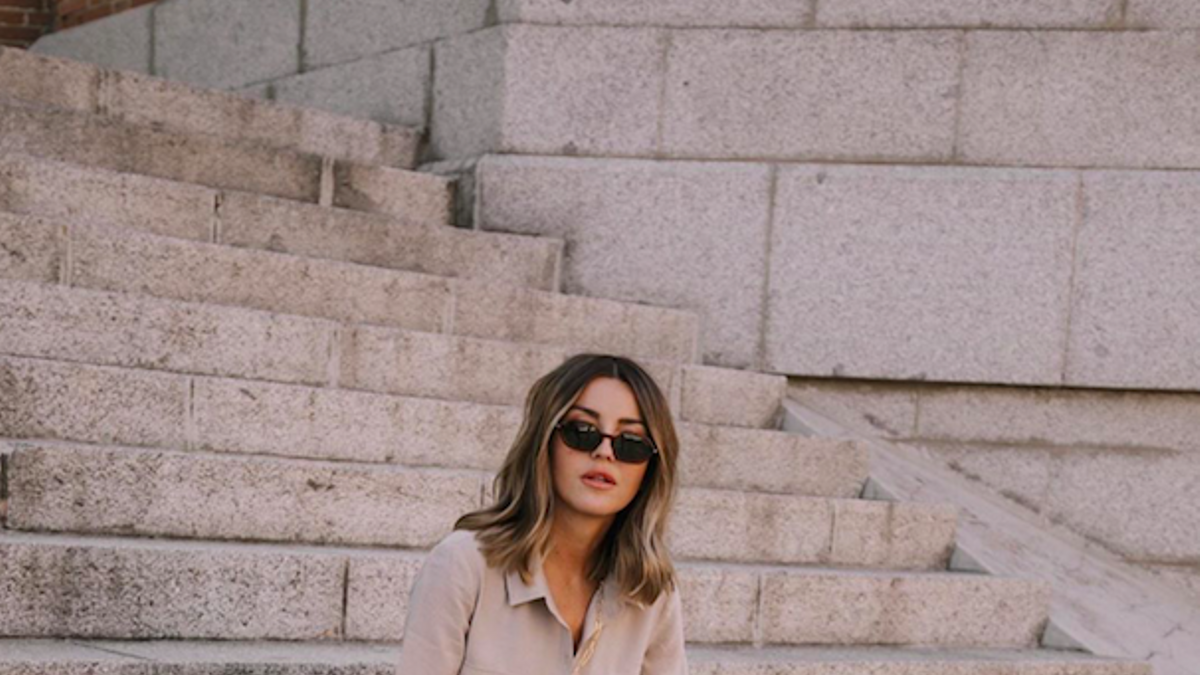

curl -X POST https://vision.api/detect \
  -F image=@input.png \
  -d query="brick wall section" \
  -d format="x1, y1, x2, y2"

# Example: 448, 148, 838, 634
0, 0, 53, 48
56, 0, 156, 30
0, 0, 157, 47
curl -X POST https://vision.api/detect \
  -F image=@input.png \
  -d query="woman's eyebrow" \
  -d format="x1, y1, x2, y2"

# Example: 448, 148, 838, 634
568, 405, 646, 426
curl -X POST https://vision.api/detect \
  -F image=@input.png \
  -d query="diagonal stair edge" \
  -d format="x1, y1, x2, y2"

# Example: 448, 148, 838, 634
781, 398, 1200, 675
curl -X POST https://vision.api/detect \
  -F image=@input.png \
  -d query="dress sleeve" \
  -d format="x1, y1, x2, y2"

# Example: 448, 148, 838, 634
395, 532, 482, 675
640, 586, 688, 675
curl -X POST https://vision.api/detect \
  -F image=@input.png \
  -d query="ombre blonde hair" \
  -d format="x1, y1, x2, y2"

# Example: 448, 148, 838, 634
454, 353, 680, 606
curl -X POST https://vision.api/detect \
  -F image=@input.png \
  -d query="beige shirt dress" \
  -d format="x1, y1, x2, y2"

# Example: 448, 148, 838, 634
395, 529, 688, 675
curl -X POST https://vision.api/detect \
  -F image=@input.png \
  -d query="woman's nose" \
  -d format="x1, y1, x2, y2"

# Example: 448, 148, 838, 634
591, 436, 616, 461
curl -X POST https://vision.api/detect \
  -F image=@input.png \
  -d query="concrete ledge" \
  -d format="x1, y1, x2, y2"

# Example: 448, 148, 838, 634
0, 46, 420, 168
0, 530, 347, 640
961, 31, 1200, 170
270, 47, 431, 129
783, 398, 1200, 675
0, 153, 558, 291
304, 0, 492, 69
475, 154, 769, 368
29, 5, 153, 74
0, 530, 1043, 646
0, 354, 870, 498
0, 640, 1149, 675
0, 279, 337, 386
5, 441, 944, 567
153, 0, 301, 90
679, 365, 784, 429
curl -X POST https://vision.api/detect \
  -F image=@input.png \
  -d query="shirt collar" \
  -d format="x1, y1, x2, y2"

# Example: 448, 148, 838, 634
505, 553, 643, 611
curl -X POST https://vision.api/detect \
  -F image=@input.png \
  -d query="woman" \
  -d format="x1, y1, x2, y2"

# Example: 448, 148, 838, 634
396, 353, 687, 674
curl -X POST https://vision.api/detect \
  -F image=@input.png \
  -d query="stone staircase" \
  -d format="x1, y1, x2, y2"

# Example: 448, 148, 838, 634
0, 47, 1147, 675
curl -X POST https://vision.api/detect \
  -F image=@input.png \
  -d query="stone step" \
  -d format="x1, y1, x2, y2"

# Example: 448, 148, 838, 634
0, 153, 563, 292
0, 356, 860, 495
0, 224, 699, 366
0, 530, 1047, 647
0, 46, 419, 168
492, 0, 1126, 29
1, 440, 952, 569
435, 26, 1200, 172
0, 99, 452, 222
0, 640, 1149, 675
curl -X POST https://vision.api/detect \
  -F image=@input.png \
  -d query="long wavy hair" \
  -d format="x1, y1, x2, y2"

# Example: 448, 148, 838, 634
454, 353, 680, 606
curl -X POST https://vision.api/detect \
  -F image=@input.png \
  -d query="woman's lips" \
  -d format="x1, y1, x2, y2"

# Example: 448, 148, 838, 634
581, 472, 617, 490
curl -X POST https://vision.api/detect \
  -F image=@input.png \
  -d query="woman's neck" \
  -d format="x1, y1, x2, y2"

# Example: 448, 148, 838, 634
545, 508, 613, 575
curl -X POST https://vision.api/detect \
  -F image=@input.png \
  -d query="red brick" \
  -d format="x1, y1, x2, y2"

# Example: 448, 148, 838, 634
0, 24, 43, 40
1, 0, 48, 10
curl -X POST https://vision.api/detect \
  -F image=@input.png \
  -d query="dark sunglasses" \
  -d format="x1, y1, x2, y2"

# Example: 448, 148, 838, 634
554, 419, 659, 464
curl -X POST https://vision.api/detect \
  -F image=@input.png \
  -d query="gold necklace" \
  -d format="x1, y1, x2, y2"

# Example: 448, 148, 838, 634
570, 581, 606, 675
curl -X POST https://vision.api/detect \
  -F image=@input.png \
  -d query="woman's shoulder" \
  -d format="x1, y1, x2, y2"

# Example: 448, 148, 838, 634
428, 528, 487, 571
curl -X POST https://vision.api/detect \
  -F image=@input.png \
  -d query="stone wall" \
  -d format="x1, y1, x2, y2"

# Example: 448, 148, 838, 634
27, 0, 1200, 387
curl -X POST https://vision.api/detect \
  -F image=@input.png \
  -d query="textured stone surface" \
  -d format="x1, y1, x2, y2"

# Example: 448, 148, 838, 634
0, 357, 188, 450
434, 25, 666, 159
193, 376, 519, 468
661, 30, 960, 161
687, 646, 1151, 674
677, 565, 759, 643
338, 325, 571, 404
0, 154, 215, 242
0, 641, 1150, 675
828, 500, 957, 570
679, 426, 867, 497
272, 47, 430, 128
218, 190, 561, 291
1067, 171, 1200, 390
0, 46, 99, 112
476, 155, 768, 367
787, 380, 920, 439
0, 532, 344, 640
961, 31, 1200, 169
1140, 564, 1200, 606
0, 103, 322, 203
0, 213, 64, 284
1127, 1, 1200, 28
766, 164, 1077, 385
670, 489, 954, 568
155, 0, 301, 89
344, 555, 425, 641
816, 0, 1120, 27
0, 158, 556, 292
789, 401, 1200, 675
29, 6, 153, 74
7, 444, 482, 548
914, 381, 1200, 451
451, 280, 699, 364
101, 71, 418, 169
3, 46, 416, 168
67, 222, 453, 333
0, 352, 868, 497
0, 639, 399, 671
496, 0, 813, 27
759, 570, 1049, 647
305, 0, 491, 68
0, 280, 335, 386
928, 441, 1200, 563
680, 365, 784, 429
430, 28, 507, 160
333, 163, 455, 224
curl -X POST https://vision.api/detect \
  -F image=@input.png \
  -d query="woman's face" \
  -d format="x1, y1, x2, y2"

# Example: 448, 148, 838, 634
550, 376, 651, 522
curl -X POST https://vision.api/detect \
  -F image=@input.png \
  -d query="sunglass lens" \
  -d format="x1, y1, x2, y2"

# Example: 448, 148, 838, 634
561, 420, 600, 451
614, 435, 655, 464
